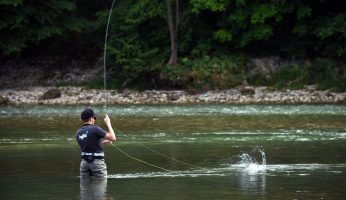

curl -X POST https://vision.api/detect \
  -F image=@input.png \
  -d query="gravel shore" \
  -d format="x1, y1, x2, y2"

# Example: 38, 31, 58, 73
0, 86, 345, 105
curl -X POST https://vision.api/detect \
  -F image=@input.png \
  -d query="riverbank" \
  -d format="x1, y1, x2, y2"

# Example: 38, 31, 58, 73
0, 86, 345, 105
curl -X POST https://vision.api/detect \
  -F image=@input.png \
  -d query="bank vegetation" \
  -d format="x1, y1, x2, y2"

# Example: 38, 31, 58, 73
1, 0, 345, 92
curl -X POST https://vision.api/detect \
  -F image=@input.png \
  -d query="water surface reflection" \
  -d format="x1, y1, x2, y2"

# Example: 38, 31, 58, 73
80, 177, 108, 200
238, 172, 266, 196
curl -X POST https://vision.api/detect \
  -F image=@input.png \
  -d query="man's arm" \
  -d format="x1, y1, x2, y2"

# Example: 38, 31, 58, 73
102, 139, 113, 145
103, 114, 116, 142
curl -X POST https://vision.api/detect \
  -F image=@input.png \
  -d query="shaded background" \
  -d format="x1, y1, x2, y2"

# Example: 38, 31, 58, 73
0, 0, 345, 91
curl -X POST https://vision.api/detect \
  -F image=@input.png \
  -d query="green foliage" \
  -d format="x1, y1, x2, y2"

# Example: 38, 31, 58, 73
214, 29, 233, 42
162, 55, 248, 90
250, 4, 278, 24
313, 13, 346, 57
247, 58, 346, 92
297, 5, 312, 20
240, 24, 273, 47
306, 58, 346, 92
314, 14, 346, 39
0, 0, 91, 55
1, 0, 345, 92
101, 0, 168, 86
0, 0, 22, 6
190, 0, 230, 13
83, 79, 125, 90
246, 63, 306, 89
2, 0, 345, 60
270, 64, 305, 89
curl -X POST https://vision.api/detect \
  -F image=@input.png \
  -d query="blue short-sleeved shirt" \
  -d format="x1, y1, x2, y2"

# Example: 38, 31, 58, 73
76, 124, 107, 154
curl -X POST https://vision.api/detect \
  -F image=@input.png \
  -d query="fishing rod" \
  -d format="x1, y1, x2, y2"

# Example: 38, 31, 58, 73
102, 0, 205, 172
103, 0, 116, 108
102, 0, 170, 172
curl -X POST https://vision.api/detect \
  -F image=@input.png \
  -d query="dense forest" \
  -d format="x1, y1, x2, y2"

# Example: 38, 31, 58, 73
1, 0, 345, 91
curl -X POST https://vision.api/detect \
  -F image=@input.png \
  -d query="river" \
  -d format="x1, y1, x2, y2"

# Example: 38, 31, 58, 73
0, 104, 346, 199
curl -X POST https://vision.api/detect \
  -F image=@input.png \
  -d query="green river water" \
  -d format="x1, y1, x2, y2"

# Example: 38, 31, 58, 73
0, 104, 345, 199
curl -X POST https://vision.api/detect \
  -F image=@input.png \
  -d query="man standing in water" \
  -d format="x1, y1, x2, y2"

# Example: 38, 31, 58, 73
76, 108, 116, 178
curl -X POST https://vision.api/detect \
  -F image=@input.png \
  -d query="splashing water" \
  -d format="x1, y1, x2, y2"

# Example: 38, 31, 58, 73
234, 149, 266, 174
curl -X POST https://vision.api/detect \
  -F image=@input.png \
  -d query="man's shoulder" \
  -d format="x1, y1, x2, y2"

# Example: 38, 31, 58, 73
76, 125, 105, 136
76, 125, 102, 133
76, 127, 84, 135
89, 125, 106, 135
91, 125, 104, 131
91, 125, 106, 137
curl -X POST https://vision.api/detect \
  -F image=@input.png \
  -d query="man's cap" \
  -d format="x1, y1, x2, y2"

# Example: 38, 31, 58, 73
81, 108, 96, 120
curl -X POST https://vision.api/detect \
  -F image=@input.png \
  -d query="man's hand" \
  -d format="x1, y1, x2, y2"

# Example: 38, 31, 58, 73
103, 114, 116, 142
104, 114, 111, 126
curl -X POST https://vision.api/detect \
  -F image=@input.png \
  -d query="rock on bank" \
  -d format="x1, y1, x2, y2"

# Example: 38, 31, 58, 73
0, 86, 346, 105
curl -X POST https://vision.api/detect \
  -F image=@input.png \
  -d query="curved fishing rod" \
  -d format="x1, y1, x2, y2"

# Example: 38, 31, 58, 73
102, 0, 205, 172
103, 0, 116, 108
103, 0, 171, 172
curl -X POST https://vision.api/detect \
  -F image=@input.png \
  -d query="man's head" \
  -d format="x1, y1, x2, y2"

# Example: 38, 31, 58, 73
81, 108, 97, 124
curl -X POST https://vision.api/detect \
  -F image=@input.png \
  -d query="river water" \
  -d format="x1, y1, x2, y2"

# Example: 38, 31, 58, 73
0, 104, 345, 199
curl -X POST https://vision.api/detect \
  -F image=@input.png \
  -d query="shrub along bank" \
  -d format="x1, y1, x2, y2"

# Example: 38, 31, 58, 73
83, 56, 346, 93
1, 56, 345, 93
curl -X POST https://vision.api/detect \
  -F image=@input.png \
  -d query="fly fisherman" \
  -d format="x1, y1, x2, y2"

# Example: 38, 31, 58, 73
76, 108, 116, 178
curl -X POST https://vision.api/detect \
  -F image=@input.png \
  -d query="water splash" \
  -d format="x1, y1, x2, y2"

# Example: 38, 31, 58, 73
233, 148, 266, 174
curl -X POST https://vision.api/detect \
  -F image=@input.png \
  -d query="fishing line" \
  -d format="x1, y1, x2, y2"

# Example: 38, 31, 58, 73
111, 143, 172, 172
135, 142, 206, 170
117, 131, 206, 170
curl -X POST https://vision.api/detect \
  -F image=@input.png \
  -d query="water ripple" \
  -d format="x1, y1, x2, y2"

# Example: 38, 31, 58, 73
0, 104, 345, 117
108, 164, 346, 179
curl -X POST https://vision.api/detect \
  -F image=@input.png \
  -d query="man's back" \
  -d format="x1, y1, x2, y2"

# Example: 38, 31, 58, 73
76, 124, 106, 154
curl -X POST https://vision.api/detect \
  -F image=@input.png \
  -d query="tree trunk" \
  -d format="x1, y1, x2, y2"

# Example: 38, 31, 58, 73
166, 0, 179, 66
